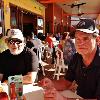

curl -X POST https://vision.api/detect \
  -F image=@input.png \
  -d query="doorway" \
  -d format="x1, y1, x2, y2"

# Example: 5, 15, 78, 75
10, 4, 37, 37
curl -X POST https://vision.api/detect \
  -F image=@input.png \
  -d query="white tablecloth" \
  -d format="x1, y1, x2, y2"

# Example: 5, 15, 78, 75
23, 84, 44, 100
2, 83, 44, 100
2, 83, 82, 100
60, 90, 82, 99
23, 86, 82, 100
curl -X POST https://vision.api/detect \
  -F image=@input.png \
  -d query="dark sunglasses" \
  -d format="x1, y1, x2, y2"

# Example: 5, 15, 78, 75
8, 39, 23, 45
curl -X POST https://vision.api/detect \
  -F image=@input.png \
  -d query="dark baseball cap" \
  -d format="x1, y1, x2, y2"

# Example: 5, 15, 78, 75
76, 19, 99, 34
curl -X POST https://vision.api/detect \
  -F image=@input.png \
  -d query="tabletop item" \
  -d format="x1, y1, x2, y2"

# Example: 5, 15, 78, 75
0, 81, 9, 100
23, 84, 44, 100
8, 75, 23, 100
0, 92, 9, 100
1, 83, 9, 95
10, 82, 17, 100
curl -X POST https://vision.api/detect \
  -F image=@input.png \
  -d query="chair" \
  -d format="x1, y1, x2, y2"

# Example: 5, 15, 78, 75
31, 45, 45, 76
45, 43, 53, 59
53, 48, 68, 80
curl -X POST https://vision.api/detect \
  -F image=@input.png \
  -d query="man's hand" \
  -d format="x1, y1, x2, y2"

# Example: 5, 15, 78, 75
68, 81, 78, 92
23, 72, 37, 84
44, 87, 56, 100
44, 87, 66, 100
38, 78, 54, 89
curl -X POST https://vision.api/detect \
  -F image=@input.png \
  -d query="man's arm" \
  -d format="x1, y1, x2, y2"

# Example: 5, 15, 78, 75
44, 87, 68, 100
39, 78, 72, 91
23, 71, 37, 84
53, 78, 72, 91
23, 48, 39, 84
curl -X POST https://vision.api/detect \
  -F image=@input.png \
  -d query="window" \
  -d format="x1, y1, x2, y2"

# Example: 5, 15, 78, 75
37, 18, 43, 34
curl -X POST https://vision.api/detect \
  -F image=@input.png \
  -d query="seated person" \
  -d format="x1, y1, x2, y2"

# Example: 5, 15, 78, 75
39, 19, 100, 100
63, 33, 76, 65
0, 29, 39, 84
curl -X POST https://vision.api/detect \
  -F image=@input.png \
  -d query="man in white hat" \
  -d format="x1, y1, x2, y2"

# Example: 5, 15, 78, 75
0, 29, 39, 84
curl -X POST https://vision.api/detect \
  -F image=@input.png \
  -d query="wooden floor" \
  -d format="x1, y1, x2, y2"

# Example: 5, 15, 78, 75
38, 56, 66, 81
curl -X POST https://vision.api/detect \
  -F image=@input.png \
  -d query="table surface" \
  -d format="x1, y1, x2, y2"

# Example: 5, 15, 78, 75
2, 83, 83, 100
60, 90, 82, 99
23, 84, 44, 100
23, 84, 83, 100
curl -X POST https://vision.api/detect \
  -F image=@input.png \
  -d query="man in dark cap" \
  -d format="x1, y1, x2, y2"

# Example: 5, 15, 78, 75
39, 19, 100, 100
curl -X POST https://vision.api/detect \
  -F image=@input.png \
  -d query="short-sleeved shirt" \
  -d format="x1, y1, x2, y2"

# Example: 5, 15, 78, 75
46, 36, 54, 48
0, 47, 39, 82
65, 47, 100, 99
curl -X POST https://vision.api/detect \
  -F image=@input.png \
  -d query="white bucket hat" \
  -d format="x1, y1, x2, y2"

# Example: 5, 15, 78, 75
7, 29, 24, 41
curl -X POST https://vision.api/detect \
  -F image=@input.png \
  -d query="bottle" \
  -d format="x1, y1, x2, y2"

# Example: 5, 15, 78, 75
9, 82, 17, 100
0, 92, 9, 100
17, 87, 23, 100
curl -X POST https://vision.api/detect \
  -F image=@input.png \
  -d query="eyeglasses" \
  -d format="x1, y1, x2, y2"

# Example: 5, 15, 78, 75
8, 39, 23, 45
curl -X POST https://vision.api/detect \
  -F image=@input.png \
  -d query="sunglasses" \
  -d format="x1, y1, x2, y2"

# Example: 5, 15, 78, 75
8, 39, 23, 45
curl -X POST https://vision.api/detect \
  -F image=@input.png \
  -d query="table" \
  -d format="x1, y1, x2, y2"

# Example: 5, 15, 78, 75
1, 83, 44, 100
60, 90, 83, 99
23, 84, 44, 100
2, 83, 83, 100
24, 84, 83, 100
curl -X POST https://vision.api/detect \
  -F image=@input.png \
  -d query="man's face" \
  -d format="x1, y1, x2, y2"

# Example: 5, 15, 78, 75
75, 31, 96, 55
7, 38, 25, 55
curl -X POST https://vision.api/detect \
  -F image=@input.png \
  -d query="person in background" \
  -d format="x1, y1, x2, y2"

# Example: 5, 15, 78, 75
58, 32, 68, 51
63, 32, 76, 65
45, 33, 56, 64
26, 33, 34, 49
39, 19, 100, 100
26, 33, 43, 54
55, 33, 61, 41
0, 32, 8, 53
0, 29, 39, 84
26, 33, 44, 72
32, 34, 43, 51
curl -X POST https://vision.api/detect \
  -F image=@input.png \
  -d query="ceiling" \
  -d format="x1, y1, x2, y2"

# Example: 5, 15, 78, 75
37, 0, 100, 19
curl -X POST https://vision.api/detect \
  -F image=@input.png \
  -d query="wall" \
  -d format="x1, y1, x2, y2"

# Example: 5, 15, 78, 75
45, 3, 68, 34
4, 0, 45, 32
54, 4, 68, 33
54, 4, 62, 25
23, 14, 34, 24
45, 4, 53, 34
